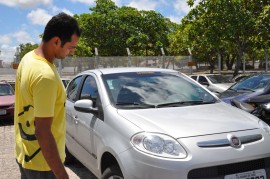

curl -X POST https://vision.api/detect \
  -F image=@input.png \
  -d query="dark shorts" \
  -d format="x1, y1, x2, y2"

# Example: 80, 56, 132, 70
16, 160, 56, 179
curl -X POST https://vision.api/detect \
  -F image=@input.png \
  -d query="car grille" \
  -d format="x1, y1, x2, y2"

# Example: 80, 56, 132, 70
188, 157, 270, 179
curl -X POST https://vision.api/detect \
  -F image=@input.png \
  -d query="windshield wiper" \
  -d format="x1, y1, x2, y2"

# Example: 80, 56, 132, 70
228, 88, 237, 92
237, 88, 255, 92
115, 102, 156, 108
156, 100, 215, 108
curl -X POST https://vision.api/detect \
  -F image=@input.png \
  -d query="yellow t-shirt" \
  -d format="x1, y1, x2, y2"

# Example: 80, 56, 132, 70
15, 50, 66, 171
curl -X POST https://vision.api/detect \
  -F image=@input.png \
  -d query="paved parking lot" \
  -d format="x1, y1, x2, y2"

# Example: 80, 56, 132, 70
0, 119, 97, 179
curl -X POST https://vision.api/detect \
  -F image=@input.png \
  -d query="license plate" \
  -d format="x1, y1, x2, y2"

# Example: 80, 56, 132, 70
0, 110, 7, 115
225, 169, 266, 179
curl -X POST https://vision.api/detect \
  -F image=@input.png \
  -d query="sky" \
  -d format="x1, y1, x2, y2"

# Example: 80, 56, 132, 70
0, 0, 194, 62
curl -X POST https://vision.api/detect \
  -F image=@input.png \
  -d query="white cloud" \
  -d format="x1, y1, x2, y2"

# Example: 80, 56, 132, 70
111, 0, 122, 6
0, 0, 51, 8
128, 0, 158, 11
27, 8, 52, 26
174, 0, 191, 15
13, 31, 34, 44
168, 15, 182, 24
51, 6, 74, 16
0, 35, 11, 45
70, 0, 95, 6
174, 0, 200, 15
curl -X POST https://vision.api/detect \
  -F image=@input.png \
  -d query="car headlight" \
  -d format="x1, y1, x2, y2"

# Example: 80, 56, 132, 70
259, 120, 270, 135
131, 132, 187, 159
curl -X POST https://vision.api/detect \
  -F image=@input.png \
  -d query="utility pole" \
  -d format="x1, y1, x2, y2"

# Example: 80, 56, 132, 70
161, 48, 165, 68
126, 48, 131, 67
188, 48, 192, 75
95, 48, 99, 69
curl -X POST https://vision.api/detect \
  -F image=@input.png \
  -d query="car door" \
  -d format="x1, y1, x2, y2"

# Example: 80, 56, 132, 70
66, 76, 83, 144
74, 74, 100, 170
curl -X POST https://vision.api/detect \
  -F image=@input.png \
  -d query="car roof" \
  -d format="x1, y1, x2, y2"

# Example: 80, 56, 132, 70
0, 80, 12, 84
79, 67, 177, 75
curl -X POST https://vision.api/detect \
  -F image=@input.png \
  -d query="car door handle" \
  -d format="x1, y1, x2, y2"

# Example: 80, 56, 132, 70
73, 116, 79, 125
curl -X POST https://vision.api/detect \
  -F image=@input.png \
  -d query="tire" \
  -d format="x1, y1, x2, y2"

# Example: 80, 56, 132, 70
64, 146, 75, 165
102, 165, 124, 179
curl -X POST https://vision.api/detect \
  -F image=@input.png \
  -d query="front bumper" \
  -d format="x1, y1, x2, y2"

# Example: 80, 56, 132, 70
0, 106, 14, 120
116, 129, 270, 179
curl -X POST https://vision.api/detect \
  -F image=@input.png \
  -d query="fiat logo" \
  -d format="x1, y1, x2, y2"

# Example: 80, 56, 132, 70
228, 135, 241, 148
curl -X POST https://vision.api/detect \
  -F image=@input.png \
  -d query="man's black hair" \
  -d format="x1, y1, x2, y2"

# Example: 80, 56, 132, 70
42, 12, 81, 47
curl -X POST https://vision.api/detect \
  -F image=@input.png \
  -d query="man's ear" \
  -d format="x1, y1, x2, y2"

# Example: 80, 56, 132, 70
52, 37, 61, 46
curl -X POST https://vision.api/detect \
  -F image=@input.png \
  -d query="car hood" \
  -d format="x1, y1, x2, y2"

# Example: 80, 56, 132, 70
0, 95, 15, 106
117, 102, 259, 138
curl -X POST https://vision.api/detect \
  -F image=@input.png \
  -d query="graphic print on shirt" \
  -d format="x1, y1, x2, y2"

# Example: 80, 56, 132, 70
18, 105, 41, 162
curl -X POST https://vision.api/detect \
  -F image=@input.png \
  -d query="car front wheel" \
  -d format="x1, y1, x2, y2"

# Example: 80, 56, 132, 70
64, 146, 75, 165
102, 165, 124, 179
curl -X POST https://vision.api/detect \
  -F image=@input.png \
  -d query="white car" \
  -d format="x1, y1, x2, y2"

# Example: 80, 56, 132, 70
65, 67, 270, 179
190, 74, 234, 95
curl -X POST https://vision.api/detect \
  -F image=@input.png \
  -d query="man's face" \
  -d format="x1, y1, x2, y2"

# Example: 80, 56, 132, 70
56, 34, 80, 59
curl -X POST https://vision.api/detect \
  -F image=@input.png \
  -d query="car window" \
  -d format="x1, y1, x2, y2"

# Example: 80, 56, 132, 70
66, 76, 83, 101
79, 76, 98, 100
208, 75, 232, 83
198, 76, 208, 84
190, 76, 197, 80
0, 84, 14, 96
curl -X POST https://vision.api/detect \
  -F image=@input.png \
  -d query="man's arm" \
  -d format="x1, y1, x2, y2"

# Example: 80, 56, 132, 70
35, 117, 69, 179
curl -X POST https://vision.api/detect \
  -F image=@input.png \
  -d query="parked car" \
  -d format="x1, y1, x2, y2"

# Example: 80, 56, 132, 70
231, 74, 249, 83
0, 80, 15, 120
65, 67, 270, 179
190, 74, 234, 94
6, 80, 15, 91
231, 95, 270, 123
219, 73, 270, 105
61, 78, 70, 88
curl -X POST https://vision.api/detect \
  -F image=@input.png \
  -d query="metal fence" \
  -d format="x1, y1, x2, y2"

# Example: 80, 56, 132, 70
56, 56, 191, 76
0, 56, 191, 80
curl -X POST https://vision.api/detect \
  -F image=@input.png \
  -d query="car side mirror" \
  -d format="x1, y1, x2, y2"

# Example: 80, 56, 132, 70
74, 99, 98, 114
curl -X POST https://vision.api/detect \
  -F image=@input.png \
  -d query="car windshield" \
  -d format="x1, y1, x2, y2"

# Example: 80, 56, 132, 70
0, 84, 14, 96
102, 72, 217, 109
207, 75, 232, 84
230, 74, 270, 91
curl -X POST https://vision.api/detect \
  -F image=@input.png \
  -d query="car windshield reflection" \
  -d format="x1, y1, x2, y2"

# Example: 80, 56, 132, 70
103, 72, 217, 109
230, 74, 270, 91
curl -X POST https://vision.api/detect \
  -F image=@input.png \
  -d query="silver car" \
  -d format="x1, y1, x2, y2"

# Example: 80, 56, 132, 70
65, 67, 270, 179
190, 74, 234, 95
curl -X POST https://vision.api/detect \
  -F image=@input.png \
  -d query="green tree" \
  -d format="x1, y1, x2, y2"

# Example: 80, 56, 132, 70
18, 43, 38, 60
76, 0, 175, 56
176, 0, 258, 75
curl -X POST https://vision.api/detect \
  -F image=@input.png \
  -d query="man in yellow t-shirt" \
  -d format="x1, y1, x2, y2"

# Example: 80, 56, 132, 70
15, 12, 81, 179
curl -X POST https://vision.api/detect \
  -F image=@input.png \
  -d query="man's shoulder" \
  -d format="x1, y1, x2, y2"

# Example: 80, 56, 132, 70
21, 50, 34, 60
